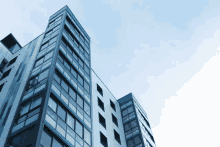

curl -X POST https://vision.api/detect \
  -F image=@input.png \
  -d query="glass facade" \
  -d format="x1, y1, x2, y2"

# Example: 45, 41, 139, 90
1, 5, 156, 147
118, 93, 156, 147
3, 6, 92, 147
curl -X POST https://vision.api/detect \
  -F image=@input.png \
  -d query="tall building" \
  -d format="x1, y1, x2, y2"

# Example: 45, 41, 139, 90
0, 6, 156, 147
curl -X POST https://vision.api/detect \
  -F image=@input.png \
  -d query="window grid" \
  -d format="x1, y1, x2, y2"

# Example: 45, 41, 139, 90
60, 32, 90, 77
51, 74, 92, 128
12, 97, 42, 133
124, 119, 139, 139
55, 53, 91, 103
46, 97, 91, 146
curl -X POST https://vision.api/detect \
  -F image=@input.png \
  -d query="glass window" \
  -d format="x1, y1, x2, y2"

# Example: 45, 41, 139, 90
58, 54, 64, 63
66, 133, 75, 146
122, 109, 128, 116
69, 99, 76, 112
57, 117, 66, 130
134, 136, 142, 145
30, 97, 42, 110
76, 134, 83, 146
46, 114, 56, 128
25, 113, 39, 126
84, 81, 90, 93
35, 58, 44, 67
84, 128, 91, 145
48, 97, 57, 112
67, 46, 73, 54
17, 115, 27, 124
20, 104, 30, 116
38, 69, 49, 82
124, 123, 131, 132
64, 61, 71, 71
127, 139, 134, 147
47, 107, 57, 121
41, 131, 52, 147
57, 105, 66, 121
44, 51, 54, 61
54, 72, 61, 84
49, 37, 57, 45
98, 97, 104, 111
127, 106, 134, 114
67, 113, 75, 130
52, 138, 62, 147
84, 102, 90, 116
77, 95, 83, 108
41, 43, 49, 51
84, 65, 90, 76
67, 126, 75, 138
78, 59, 83, 68
61, 80, 68, 92
130, 120, 137, 128
71, 67, 77, 78
72, 51, 78, 61
78, 75, 83, 86
45, 30, 53, 37
69, 87, 76, 100
85, 52, 89, 60
75, 120, 83, 137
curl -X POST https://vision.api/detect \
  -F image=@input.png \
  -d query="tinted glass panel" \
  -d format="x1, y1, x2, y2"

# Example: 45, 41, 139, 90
84, 81, 89, 93
20, 104, 30, 116
35, 58, 44, 67
67, 113, 75, 130
52, 138, 62, 147
48, 97, 57, 112
38, 69, 49, 82
64, 61, 71, 71
84, 102, 90, 116
41, 131, 52, 147
75, 120, 83, 137
78, 75, 83, 86
77, 95, 83, 108
61, 80, 68, 92
69, 87, 76, 100
71, 68, 77, 78
84, 128, 91, 145
57, 105, 66, 121
44, 51, 54, 61
79, 59, 83, 68
54, 72, 61, 84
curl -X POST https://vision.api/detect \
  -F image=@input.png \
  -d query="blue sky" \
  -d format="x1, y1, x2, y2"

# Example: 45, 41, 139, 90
1, 0, 220, 146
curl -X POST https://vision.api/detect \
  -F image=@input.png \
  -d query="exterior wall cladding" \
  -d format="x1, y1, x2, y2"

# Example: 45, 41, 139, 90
0, 5, 156, 147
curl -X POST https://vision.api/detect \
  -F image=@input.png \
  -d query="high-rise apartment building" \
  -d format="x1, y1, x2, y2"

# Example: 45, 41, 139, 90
0, 6, 156, 147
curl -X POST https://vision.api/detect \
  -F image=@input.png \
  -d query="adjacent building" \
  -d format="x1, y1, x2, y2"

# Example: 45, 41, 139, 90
0, 5, 156, 147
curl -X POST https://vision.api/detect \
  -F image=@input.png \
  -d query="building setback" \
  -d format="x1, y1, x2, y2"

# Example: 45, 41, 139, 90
0, 5, 156, 147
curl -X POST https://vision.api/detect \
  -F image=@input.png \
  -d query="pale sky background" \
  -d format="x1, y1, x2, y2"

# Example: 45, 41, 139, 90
1, 0, 220, 146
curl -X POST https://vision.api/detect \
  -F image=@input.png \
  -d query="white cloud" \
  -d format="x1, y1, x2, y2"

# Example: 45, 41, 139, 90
152, 53, 220, 146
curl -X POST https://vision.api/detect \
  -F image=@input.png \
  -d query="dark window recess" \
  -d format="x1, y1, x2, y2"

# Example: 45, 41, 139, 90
7, 56, 17, 67
114, 130, 121, 144
112, 114, 118, 127
110, 100, 116, 111
99, 113, 106, 128
0, 59, 8, 72
97, 84, 103, 96
100, 132, 108, 147
1, 68, 11, 80
0, 83, 4, 92
98, 97, 104, 111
